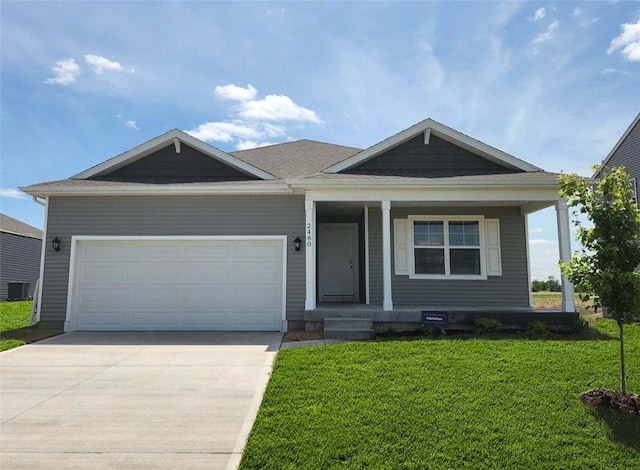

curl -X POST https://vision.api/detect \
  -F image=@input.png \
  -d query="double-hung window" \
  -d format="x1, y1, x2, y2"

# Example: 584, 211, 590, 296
410, 216, 485, 279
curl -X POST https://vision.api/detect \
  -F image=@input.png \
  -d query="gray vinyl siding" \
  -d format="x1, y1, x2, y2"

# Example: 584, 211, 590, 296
346, 135, 521, 176
0, 232, 42, 299
93, 143, 257, 181
40, 195, 305, 323
603, 119, 640, 202
368, 206, 530, 307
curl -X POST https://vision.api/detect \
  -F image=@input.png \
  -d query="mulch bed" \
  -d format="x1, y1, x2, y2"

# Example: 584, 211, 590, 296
581, 387, 640, 415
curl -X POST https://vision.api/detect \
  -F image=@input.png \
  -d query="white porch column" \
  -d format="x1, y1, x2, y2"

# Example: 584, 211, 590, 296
381, 200, 393, 311
305, 200, 316, 310
555, 200, 576, 312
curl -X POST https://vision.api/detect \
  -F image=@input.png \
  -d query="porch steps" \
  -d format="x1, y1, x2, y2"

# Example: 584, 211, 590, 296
323, 318, 375, 341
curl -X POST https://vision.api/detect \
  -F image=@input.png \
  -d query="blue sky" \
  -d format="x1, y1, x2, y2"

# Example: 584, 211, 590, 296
1, 1, 639, 281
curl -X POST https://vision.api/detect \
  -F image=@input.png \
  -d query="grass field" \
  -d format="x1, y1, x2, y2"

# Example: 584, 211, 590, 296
0, 301, 62, 351
532, 291, 593, 314
241, 319, 639, 469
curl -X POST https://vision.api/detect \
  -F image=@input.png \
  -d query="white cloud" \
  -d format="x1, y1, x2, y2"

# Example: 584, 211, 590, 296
214, 84, 257, 101
571, 7, 582, 19
187, 121, 267, 142
533, 20, 559, 45
601, 68, 617, 75
238, 94, 323, 123
0, 188, 27, 199
571, 7, 599, 28
126, 120, 139, 130
84, 54, 129, 74
44, 58, 80, 85
532, 7, 546, 21
529, 227, 545, 234
188, 84, 322, 147
608, 17, 640, 62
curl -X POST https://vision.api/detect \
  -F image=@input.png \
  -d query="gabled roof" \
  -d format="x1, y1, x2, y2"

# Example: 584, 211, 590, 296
593, 113, 640, 178
323, 118, 542, 173
0, 213, 43, 239
73, 129, 276, 180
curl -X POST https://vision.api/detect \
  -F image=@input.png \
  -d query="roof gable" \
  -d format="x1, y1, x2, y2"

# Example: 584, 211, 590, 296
73, 129, 275, 180
343, 133, 522, 177
324, 118, 541, 174
91, 142, 258, 182
593, 113, 640, 178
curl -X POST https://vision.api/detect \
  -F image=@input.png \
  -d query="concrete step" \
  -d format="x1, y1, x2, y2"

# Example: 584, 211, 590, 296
324, 317, 373, 330
324, 328, 375, 341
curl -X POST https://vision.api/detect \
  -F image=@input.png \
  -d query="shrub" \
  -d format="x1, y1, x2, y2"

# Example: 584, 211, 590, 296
527, 320, 550, 338
474, 317, 502, 334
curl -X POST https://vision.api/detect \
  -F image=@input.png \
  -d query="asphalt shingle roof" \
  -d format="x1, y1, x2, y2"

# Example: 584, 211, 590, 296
0, 213, 43, 239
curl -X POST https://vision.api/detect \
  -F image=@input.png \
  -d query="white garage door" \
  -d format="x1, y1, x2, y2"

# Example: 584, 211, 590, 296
67, 237, 285, 331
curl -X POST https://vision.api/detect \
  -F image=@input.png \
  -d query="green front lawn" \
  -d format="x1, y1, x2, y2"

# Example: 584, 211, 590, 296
0, 301, 62, 351
241, 320, 640, 469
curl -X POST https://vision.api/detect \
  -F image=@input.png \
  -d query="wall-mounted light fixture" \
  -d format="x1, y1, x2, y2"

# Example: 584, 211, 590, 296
51, 237, 61, 252
293, 237, 302, 252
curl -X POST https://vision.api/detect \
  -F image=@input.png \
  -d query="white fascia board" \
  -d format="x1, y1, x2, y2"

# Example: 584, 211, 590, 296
72, 129, 275, 180
304, 187, 561, 203
288, 176, 560, 190
323, 118, 542, 173
592, 112, 640, 178
20, 183, 293, 197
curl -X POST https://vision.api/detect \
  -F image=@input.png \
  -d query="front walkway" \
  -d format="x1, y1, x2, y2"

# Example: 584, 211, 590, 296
0, 332, 281, 470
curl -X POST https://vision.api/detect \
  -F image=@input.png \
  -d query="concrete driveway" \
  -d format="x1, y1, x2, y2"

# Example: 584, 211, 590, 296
0, 332, 281, 469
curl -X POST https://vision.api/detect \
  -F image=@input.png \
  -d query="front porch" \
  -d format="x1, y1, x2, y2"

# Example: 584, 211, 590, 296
305, 304, 581, 334
300, 187, 578, 335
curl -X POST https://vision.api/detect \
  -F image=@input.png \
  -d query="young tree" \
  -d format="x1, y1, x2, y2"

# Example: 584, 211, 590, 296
560, 166, 640, 396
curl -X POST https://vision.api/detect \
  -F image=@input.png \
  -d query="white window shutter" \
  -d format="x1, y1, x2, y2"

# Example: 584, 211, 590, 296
485, 219, 502, 276
394, 219, 410, 275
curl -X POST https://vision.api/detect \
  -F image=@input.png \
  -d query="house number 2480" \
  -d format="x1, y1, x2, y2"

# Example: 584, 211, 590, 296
306, 222, 312, 247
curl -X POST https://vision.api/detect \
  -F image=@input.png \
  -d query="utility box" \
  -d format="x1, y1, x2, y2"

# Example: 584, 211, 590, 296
7, 282, 29, 301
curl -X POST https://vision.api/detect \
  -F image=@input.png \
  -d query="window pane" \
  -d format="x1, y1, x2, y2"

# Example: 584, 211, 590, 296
449, 221, 479, 247
414, 222, 444, 246
415, 248, 445, 274
450, 249, 481, 275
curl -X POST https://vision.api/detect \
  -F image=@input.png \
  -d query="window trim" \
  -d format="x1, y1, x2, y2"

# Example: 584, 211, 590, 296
631, 177, 638, 207
408, 215, 487, 280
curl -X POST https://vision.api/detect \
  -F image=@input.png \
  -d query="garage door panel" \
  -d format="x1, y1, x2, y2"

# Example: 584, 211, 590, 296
131, 311, 177, 326
78, 312, 125, 326
182, 311, 228, 325
183, 262, 228, 281
130, 244, 180, 259
82, 245, 127, 261
132, 287, 177, 304
71, 238, 284, 331
82, 265, 128, 281
234, 244, 281, 258
79, 288, 127, 303
132, 263, 182, 283
183, 244, 230, 258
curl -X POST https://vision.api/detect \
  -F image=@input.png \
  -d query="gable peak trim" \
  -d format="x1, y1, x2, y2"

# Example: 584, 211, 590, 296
72, 129, 276, 180
323, 118, 542, 174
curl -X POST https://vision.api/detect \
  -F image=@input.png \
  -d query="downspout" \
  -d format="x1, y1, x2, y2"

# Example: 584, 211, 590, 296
32, 195, 45, 207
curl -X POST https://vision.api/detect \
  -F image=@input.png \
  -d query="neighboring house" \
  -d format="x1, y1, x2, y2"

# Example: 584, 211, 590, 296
20, 118, 576, 333
0, 213, 43, 300
593, 113, 640, 206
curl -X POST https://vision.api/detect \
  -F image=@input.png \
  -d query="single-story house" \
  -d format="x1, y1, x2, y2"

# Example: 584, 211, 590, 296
0, 213, 43, 300
593, 112, 639, 207
20, 118, 577, 335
